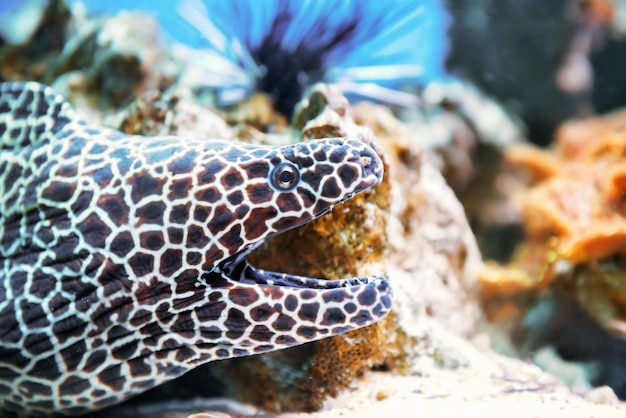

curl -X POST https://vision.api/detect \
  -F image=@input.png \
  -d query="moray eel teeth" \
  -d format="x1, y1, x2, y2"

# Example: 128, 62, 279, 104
0, 81, 393, 416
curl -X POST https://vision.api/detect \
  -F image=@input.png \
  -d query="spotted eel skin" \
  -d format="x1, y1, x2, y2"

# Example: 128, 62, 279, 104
0, 82, 392, 416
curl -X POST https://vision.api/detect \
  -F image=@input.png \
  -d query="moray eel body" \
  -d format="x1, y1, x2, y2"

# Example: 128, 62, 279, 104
0, 82, 392, 416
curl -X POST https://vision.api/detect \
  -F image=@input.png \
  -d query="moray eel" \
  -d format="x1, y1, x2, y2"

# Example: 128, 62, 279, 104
0, 82, 393, 416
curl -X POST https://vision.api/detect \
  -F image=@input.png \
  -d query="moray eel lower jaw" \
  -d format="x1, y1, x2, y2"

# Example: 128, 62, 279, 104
208, 253, 393, 350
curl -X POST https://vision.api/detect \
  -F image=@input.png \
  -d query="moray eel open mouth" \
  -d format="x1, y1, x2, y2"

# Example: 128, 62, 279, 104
197, 138, 392, 346
0, 81, 393, 416
213, 251, 393, 340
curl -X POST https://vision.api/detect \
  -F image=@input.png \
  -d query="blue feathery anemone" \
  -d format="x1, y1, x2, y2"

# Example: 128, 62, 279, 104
170, 0, 450, 115
1, 0, 450, 116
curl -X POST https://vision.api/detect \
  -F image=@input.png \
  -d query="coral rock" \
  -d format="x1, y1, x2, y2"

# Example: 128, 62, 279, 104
204, 84, 483, 413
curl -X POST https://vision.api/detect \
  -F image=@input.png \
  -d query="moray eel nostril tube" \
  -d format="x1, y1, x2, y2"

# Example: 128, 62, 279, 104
0, 82, 393, 416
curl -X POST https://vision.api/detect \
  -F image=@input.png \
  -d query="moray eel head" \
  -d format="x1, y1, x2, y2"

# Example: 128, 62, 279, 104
208, 136, 391, 353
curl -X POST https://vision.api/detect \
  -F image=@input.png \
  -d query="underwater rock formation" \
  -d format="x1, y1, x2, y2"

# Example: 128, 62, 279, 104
0, 0, 174, 111
206, 84, 483, 411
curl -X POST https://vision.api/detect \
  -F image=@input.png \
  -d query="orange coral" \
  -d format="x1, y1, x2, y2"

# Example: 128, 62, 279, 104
582, 0, 615, 25
480, 109, 626, 328
505, 144, 561, 182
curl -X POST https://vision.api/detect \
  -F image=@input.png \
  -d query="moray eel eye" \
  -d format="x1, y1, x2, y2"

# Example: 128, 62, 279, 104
271, 162, 299, 190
